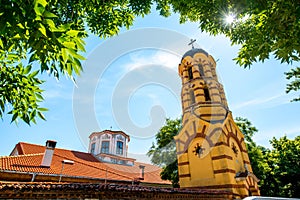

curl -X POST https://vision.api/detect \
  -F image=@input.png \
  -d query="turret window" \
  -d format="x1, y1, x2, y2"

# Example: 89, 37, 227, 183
101, 141, 110, 154
116, 141, 123, 155
188, 67, 193, 80
190, 90, 195, 105
204, 87, 211, 101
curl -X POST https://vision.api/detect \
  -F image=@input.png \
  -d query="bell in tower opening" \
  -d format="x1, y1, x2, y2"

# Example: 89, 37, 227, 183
174, 45, 260, 199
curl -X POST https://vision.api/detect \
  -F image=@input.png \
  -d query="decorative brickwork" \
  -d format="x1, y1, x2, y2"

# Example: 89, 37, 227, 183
0, 182, 232, 199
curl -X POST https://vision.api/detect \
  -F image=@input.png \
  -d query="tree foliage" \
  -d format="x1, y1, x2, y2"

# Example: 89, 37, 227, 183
147, 118, 181, 187
235, 117, 258, 143
235, 117, 300, 197
267, 136, 300, 197
285, 67, 300, 101
2, 0, 300, 124
0, 0, 167, 124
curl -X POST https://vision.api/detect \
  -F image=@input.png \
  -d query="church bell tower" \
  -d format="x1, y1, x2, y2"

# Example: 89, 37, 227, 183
174, 45, 260, 198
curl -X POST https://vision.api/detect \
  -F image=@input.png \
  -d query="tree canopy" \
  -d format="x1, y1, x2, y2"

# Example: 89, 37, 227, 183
147, 118, 181, 187
0, 0, 160, 124
2, 0, 300, 124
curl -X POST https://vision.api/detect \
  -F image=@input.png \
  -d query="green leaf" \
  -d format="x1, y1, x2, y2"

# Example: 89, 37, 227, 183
63, 41, 76, 49
30, 110, 36, 120
44, 19, 56, 29
35, 0, 47, 7
29, 54, 37, 63
61, 48, 68, 63
11, 113, 18, 123
43, 11, 58, 18
23, 114, 30, 125
28, 70, 39, 78
35, 93, 44, 101
23, 65, 32, 75
0, 100, 4, 112
37, 107, 48, 111
38, 24, 47, 37
34, 5, 45, 16
37, 111, 46, 120
67, 30, 79, 37
0, 39, 3, 48
17, 23, 25, 29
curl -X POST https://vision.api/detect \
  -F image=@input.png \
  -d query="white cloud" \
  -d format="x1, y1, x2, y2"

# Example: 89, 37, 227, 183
44, 89, 71, 100
232, 93, 290, 110
124, 50, 180, 72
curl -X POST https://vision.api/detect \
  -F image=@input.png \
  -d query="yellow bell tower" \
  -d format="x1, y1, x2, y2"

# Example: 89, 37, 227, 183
174, 46, 260, 198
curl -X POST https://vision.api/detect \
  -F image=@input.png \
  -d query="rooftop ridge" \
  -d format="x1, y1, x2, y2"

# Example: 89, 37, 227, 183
18, 142, 98, 156
0, 153, 44, 159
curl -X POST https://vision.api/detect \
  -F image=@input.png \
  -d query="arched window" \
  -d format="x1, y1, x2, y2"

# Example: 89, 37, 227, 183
188, 67, 193, 80
198, 64, 204, 77
101, 141, 110, 154
116, 141, 123, 155
190, 90, 195, 105
204, 86, 211, 101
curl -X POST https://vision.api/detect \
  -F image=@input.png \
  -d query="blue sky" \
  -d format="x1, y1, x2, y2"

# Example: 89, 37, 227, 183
1, 8, 299, 163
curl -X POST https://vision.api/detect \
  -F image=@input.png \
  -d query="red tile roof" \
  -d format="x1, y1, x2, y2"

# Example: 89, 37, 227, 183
0, 142, 170, 185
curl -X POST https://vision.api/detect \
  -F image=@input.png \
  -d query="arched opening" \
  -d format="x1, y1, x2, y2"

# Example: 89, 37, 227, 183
204, 86, 211, 101
188, 67, 193, 80
198, 64, 205, 77
190, 90, 195, 105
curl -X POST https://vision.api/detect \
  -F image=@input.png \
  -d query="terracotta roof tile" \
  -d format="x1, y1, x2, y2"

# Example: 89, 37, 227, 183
0, 142, 170, 185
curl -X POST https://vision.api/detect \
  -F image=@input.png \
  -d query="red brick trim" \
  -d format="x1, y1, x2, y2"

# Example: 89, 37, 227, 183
214, 141, 228, 146
212, 155, 233, 161
200, 113, 226, 117
213, 169, 236, 174
179, 174, 191, 178
243, 160, 250, 164
178, 162, 189, 166
189, 184, 247, 189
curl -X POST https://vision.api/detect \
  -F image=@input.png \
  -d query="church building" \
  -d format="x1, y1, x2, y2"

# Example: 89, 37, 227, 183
174, 47, 260, 198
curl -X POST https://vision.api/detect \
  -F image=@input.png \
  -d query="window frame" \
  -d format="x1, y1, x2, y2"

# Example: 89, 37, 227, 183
116, 141, 124, 155
90, 143, 96, 154
101, 141, 110, 154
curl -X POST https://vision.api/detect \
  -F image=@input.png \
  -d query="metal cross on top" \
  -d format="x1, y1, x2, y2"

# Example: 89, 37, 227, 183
188, 39, 196, 49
